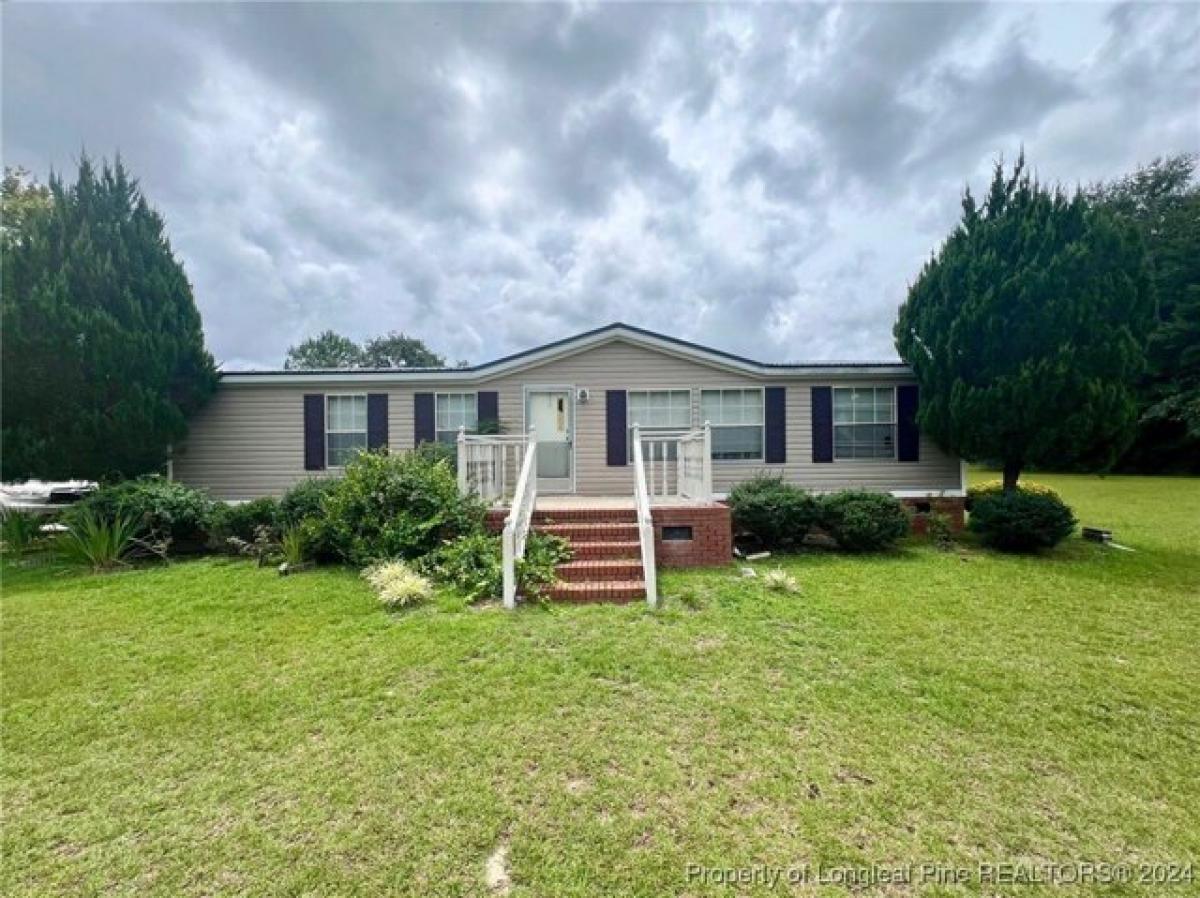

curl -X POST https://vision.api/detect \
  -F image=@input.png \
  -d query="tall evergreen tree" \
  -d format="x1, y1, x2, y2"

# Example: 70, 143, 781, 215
894, 154, 1154, 490
1, 155, 217, 481
1088, 154, 1200, 472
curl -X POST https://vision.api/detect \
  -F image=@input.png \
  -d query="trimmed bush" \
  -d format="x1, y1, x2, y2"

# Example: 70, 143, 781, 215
819, 490, 910, 552
966, 478, 1061, 510
727, 475, 821, 549
362, 560, 434, 609
278, 478, 340, 527
419, 532, 572, 602
321, 449, 484, 565
969, 490, 1077, 552
209, 498, 279, 548
64, 477, 215, 552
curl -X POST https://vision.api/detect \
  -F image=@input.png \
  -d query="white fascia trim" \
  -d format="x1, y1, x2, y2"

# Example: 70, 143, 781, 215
220, 326, 912, 385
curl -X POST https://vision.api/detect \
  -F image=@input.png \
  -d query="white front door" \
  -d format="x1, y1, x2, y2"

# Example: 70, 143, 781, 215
526, 388, 573, 491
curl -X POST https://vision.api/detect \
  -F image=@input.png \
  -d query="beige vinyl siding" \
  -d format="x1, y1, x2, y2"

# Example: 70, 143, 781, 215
173, 337, 962, 500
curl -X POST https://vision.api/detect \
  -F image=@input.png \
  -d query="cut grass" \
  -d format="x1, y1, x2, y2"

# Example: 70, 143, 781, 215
2, 471, 1198, 896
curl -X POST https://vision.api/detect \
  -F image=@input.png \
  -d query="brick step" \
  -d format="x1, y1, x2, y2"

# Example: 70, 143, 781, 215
556, 559, 644, 582
535, 522, 639, 542
532, 508, 637, 524
566, 540, 642, 560
547, 580, 646, 603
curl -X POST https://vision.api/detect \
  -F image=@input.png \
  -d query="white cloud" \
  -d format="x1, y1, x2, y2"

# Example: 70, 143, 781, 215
4, 2, 1197, 368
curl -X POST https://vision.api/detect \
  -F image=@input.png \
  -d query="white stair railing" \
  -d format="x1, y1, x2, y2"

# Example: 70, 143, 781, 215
677, 421, 712, 500
501, 429, 537, 609
631, 424, 658, 608
457, 430, 530, 503
631, 422, 713, 501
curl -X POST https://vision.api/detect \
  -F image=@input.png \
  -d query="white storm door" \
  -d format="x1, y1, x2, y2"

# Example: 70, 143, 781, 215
526, 389, 573, 489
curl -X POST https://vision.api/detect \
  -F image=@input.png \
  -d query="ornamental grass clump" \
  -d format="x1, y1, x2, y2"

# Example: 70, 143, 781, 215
362, 560, 434, 610
1, 510, 43, 556
59, 510, 141, 571
761, 568, 801, 594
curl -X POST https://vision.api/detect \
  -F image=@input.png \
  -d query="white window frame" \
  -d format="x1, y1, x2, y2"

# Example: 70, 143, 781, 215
832, 386, 897, 461
700, 387, 765, 463
627, 388, 694, 460
325, 393, 368, 469
435, 391, 478, 444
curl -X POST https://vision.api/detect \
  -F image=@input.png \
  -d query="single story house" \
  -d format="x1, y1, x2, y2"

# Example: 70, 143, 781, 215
173, 323, 964, 595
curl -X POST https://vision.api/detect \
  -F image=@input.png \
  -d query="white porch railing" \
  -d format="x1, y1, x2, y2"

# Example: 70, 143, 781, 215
501, 432, 537, 609
633, 422, 713, 501
457, 430, 530, 504
631, 424, 658, 609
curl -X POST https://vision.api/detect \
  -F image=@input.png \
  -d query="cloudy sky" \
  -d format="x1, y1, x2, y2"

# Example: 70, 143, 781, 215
4, 2, 1197, 369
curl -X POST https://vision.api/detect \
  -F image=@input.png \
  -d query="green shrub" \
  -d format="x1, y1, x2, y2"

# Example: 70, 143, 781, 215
65, 477, 215, 552
279, 478, 342, 562
966, 478, 1061, 510
412, 441, 458, 471
2, 510, 44, 556
517, 533, 573, 600
923, 511, 956, 551
419, 531, 571, 602
59, 509, 140, 570
278, 478, 340, 527
362, 560, 434, 609
969, 490, 1077, 552
819, 490, 910, 551
727, 475, 821, 549
209, 498, 279, 548
321, 449, 484, 565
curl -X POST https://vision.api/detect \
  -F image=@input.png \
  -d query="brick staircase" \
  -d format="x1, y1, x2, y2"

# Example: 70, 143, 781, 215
532, 508, 647, 603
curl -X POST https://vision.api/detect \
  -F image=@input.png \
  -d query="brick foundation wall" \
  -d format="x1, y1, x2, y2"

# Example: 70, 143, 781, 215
651, 503, 732, 567
901, 497, 966, 533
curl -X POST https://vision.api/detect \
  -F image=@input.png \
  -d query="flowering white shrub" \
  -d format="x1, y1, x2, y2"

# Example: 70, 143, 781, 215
361, 560, 434, 609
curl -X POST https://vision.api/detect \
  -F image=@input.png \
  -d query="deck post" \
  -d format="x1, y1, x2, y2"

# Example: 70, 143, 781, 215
702, 421, 713, 500
456, 427, 468, 496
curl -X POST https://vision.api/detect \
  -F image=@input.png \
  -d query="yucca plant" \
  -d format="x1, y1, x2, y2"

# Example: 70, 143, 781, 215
1, 510, 43, 556
59, 510, 140, 571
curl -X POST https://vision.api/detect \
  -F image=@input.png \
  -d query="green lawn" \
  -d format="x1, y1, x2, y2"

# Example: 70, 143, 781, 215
3, 472, 1198, 897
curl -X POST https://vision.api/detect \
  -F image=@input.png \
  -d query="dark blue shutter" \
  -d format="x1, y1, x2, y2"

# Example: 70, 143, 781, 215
811, 386, 833, 463
367, 393, 388, 450
477, 391, 499, 431
606, 390, 627, 466
897, 385, 919, 462
765, 386, 786, 464
414, 393, 435, 445
303, 394, 325, 470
